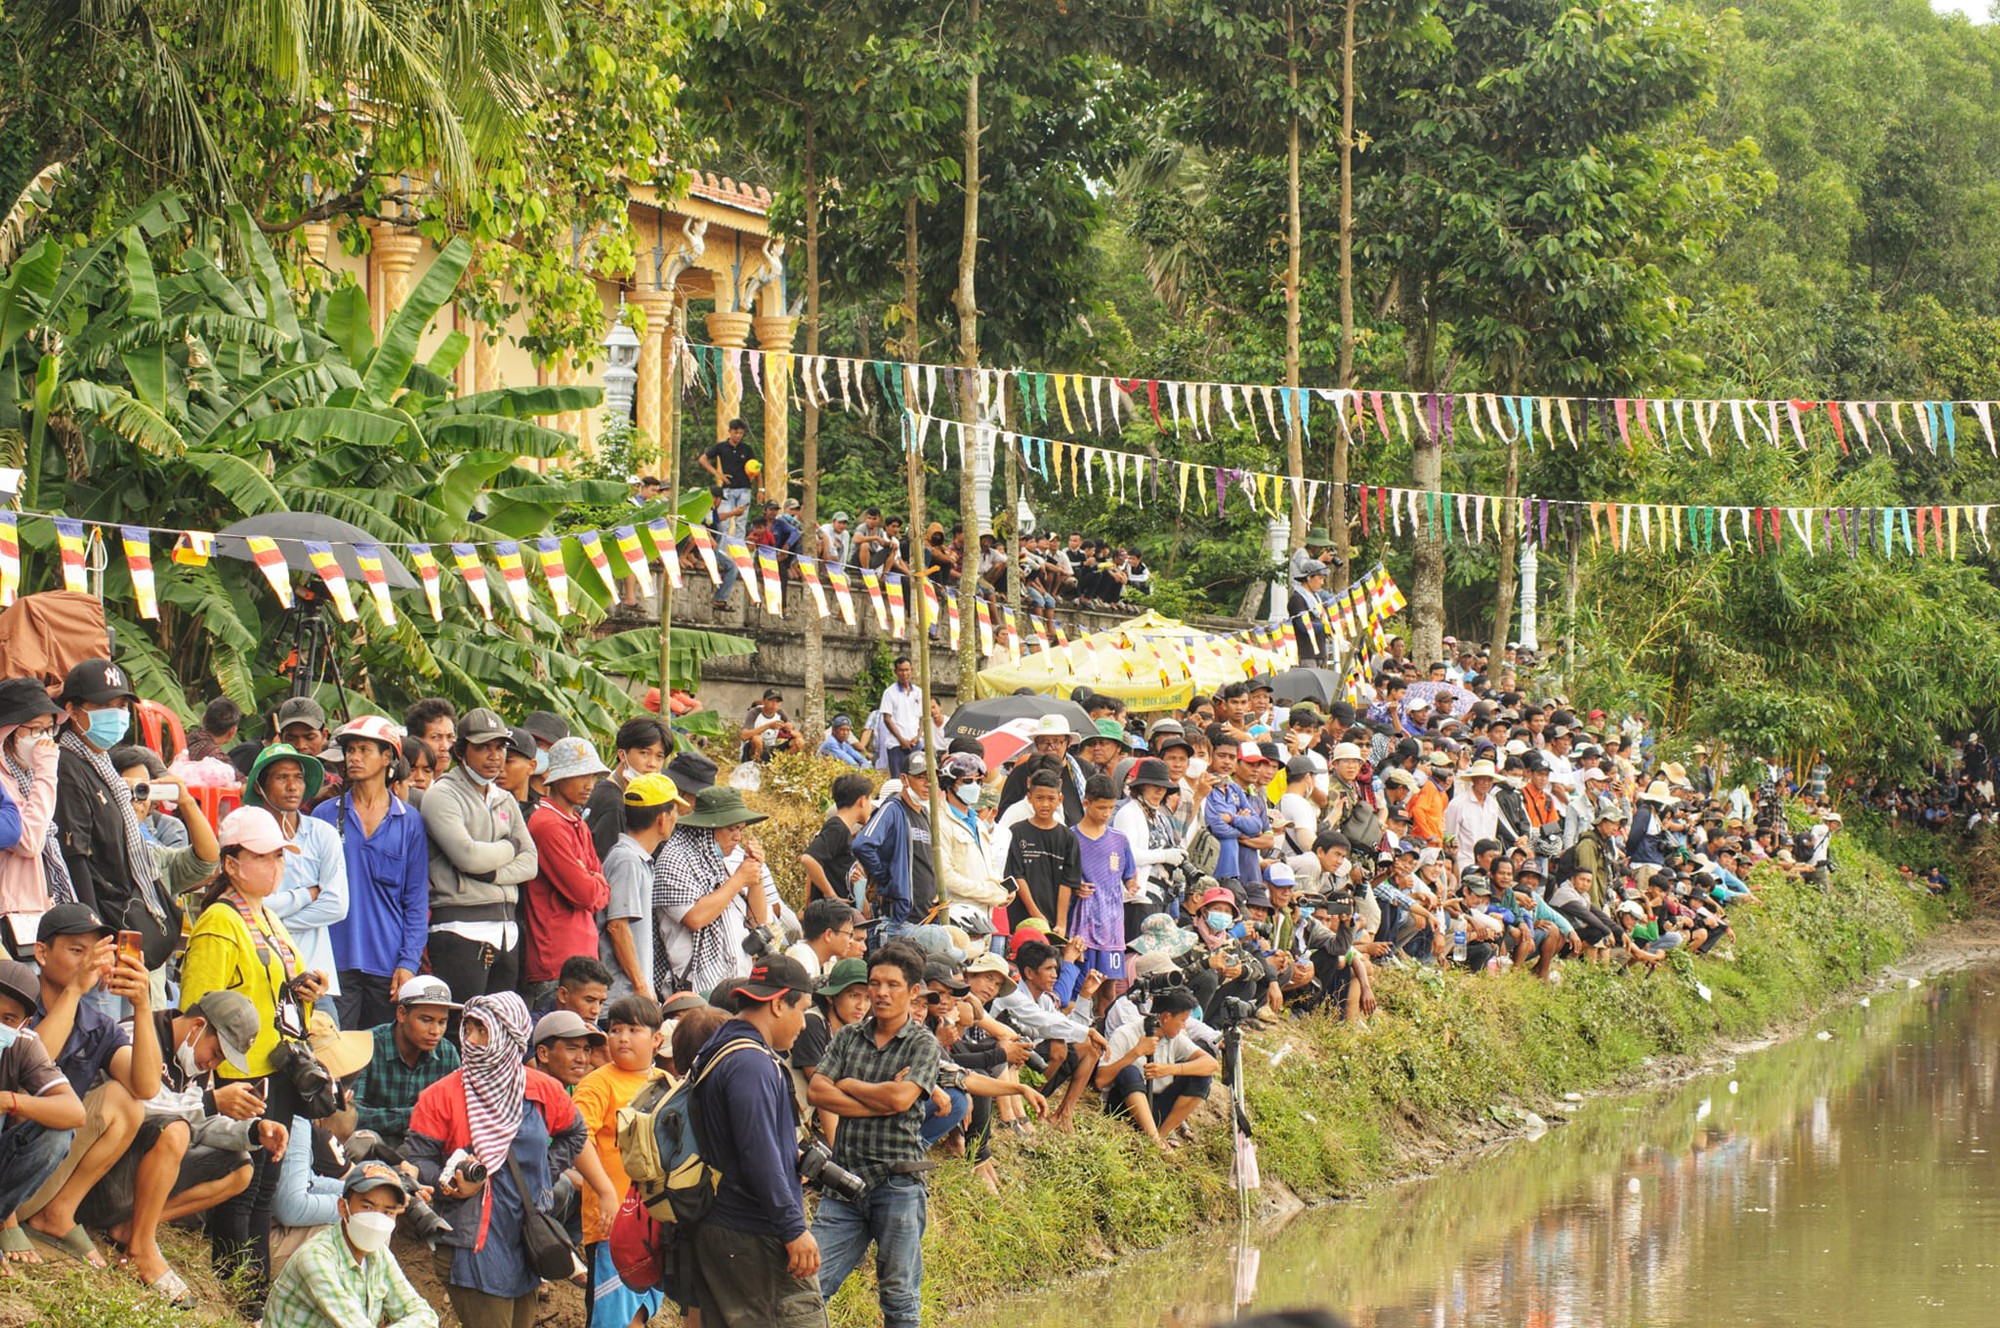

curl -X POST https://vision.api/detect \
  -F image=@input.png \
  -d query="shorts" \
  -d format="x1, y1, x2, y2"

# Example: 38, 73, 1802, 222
77, 1115, 252, 1229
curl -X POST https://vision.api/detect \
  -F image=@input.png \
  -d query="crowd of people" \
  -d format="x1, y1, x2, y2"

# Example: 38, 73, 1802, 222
0, 581, 1917, 1328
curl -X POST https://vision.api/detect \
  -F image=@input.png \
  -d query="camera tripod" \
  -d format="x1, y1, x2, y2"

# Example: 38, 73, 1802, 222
275, 579, 353, 722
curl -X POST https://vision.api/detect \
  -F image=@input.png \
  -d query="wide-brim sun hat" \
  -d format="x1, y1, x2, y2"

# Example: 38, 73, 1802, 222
242, 743, 324, 808
680, 785, 769, 829
544, 736, 611, 783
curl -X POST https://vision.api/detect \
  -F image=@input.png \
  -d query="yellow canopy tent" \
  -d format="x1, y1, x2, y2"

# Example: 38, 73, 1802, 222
1109, 610, 1288, 693
971, 619, 1196, 711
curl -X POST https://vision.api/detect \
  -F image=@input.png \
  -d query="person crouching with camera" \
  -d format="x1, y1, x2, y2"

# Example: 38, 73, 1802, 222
404, 991, 585, 1328
263, 1162, 437, 1328
1092, 986, 1217, 1148
685, 954, 827, 1327
181, 805, 330, 1321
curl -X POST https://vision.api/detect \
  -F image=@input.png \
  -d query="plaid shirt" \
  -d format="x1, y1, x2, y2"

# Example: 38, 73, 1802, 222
264, 1221, 436, 1328
354, 1022, 460, 1142
814, 1014, 941, 1188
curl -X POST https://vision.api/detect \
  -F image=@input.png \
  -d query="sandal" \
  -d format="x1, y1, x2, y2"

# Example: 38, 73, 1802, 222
26, 1222, 106, 1268
139, 1265, 196, 1309
0, 1225, 36, 1265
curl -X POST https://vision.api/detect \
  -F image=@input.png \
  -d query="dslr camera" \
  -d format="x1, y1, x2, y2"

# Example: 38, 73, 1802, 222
797, 1137, 867, 1202
268, 1037, 341, 1120
339, 1131, 454, 1248
741, 921, 785, 958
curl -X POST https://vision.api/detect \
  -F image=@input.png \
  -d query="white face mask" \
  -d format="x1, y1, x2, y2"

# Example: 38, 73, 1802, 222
344, 1209, 397, 1254
175, 1028, 203, 1079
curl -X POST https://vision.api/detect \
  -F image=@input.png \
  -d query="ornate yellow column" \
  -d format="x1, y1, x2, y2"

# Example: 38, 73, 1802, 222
632, 288, 678, 458
751, 313, 798, 502
705, 310, 755, 446
295, 223, 331, 294
475, 318, 503, 394
371, 228, 424, 334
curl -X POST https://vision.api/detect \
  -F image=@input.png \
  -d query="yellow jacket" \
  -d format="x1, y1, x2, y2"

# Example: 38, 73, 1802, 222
180, 896, 314, 1079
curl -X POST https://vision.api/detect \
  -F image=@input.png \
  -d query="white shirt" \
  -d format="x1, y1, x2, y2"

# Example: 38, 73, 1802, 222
1443, 788, 1504, 872
1102, 1019, 1202, 1081
880, 682, 924, 745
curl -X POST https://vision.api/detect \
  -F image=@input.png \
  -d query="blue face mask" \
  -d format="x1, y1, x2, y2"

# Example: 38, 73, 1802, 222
465, 767, 494, 789
1204, 910, 1233, 932
535, 749, 550, 777
0, 1022, 17, 1052
85, 706, 130, 750
955, 781, 983, 806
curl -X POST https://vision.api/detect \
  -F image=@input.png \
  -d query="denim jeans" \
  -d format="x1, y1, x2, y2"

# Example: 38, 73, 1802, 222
713, 546, 741, 605
813, 1174, 927, 1328
720, 487, 753, 541
0, 1119, 75, 1220
918, 1085, 969, 1146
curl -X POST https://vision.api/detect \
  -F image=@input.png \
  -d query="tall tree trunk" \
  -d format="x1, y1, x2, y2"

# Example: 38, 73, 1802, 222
1004, 377, 1021, 619
955, 0, 983, 691
1565, 526, 1580, 681
1488, 432, 1519, 670
903, 192, 946, 886
1333, 0, 1359, 590
1283, 4, 1306, 548
800, 110, 826, 744
1401, 273, 1445, 665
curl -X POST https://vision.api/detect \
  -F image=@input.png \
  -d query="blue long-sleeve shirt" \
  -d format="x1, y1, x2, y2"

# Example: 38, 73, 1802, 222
313, 793, 430, 978
853, 795, 932, 923
1625, 804, 1670, 867
1204, 781, 1266, 883
0, 778, 23, 853
694, 1019, 807, 1241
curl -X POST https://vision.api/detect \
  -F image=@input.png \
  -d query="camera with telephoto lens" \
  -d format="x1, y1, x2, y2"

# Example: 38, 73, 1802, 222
1214, 995, 1258, 1028
992, 1008, 1050, 1074
1130, 965, 1187, 998
797, 1137, 867, 1202
268, 1038, 341, 1120
741, 921, 784, 958
451, 1156, 489, 1188
342, 1131, 454, 1248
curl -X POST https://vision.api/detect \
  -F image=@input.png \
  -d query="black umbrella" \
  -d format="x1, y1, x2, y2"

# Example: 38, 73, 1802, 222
944, 694, 1095, 741
1264, 666, 1345, 708
215, 514, 421, 590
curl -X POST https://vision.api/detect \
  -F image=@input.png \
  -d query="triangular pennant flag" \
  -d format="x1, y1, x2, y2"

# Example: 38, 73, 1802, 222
0, 512, 18, 606
534, 538, 570, 617
796, 555, 830, 618
647, 519, 683, 591
301, 541, 359, 622
756, 544, 784, 615
352, 543, 399, 625
493, 540, 536, 617
861, 567, 891, 631
575, 530, 620, 598
54, 517, 89, 595
244, 534, 293, 608
826, 560, 858, 626
172, 531, 214, 567
407, 544, 443, 620
612, 525, 655, 599
449, 543, 494, 619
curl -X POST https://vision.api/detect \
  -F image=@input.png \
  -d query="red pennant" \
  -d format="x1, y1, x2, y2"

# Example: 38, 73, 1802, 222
1145, 380, 1162, 426
1635, 397, 1654, 445
1825, 401, 1847, 454
1614, 399, 1633, 451
1768, 506, 1781, 552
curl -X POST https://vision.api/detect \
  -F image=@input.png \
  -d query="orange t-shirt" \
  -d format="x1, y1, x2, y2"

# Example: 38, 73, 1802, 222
572, 1062, 661, 1246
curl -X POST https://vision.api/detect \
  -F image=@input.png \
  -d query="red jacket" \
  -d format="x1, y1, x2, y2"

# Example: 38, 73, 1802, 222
524, 801, 611, 982
407, 1067, 581, 1251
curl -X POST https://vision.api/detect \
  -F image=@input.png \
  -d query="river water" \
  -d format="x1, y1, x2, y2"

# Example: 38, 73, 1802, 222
968, 962, 2000, 1328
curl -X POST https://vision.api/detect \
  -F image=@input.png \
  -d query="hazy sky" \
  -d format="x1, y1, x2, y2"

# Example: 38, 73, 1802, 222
1933, 0, 1990, 19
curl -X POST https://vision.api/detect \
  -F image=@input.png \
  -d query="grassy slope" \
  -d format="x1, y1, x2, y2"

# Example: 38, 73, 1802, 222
849, 837, 1947, 1324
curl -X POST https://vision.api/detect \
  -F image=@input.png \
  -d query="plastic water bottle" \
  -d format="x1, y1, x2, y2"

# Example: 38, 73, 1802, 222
1453, 927, 1467, 964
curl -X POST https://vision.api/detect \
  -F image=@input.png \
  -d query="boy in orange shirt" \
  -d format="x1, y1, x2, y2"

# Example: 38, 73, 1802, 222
571, 995, 666, 1328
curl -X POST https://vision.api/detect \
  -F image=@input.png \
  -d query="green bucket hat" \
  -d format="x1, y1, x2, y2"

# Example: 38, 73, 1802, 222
816, 956, 869, 997
243, 742, 324, 808
1305, 527, 1332, 546
679, 785, 769, 830
1091, 717, 1130, 747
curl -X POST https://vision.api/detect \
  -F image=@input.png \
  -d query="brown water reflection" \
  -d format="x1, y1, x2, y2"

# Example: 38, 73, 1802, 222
970, 965, 2000, 1328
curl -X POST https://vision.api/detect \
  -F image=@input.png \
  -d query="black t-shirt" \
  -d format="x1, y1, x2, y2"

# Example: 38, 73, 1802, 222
803, 814, 855, 899
705, 438, 755, 489
792, 1010, 832, 1073
1003, 821, 1082, 928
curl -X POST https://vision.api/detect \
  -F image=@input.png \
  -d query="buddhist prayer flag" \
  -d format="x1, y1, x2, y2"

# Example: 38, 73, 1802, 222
0, 512, 18, 606
121, 527, 157, 620
354, 543, 398, 626
861, 568, 890, 631
723, 536, 757, 608
244, 534, 292, 608
945, 586, 961, 649
647, 519, 683, 590
493, 541, 534, 618
885, 573, 907, 639
535, 538, 571, 617
54, 518, 88, 595
756, 545, 783, 615
407, 544, 444, 620
301, 541, 358, 622
612, 526, 654, 599
172, 531, 214, 567
826, 561, 858, 626
449, 543, 493, 620
796, 555, 830, 618
974, 597, 995, 657
920, 577, 941, 634
686, 522, 722, 586
575, 531, 619, 598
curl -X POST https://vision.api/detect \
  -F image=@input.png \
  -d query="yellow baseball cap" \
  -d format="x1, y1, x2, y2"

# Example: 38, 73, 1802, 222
624, 772, 684, 809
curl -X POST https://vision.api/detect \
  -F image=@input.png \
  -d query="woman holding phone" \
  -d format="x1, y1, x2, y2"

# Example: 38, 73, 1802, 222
180, 805, 329, 1322
0, 678, 66, 926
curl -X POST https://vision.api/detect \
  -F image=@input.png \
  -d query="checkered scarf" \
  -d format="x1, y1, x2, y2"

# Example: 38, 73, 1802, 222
460, 992, 530, 1169
1, 735, 74, 904
655, 825, 731, 996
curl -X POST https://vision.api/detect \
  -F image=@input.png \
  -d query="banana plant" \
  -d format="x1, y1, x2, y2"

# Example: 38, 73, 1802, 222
0, 191, 749, 738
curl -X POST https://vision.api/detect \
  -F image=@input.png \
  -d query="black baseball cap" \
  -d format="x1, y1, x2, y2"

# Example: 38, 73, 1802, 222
736, 954, 814, 1001
57, 658, 137, 706
38, 902, 113, 943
